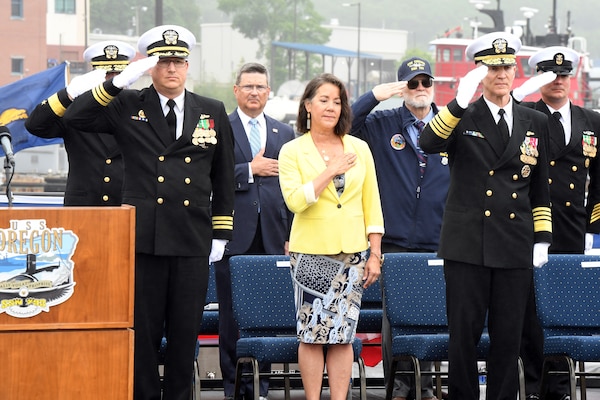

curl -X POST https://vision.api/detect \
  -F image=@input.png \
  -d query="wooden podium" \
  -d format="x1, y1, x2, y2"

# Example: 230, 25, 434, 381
0, 206, 135, 400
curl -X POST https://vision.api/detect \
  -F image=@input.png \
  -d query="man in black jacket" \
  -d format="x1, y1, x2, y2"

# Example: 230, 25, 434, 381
25, 40, 136, 205
64, 25, 235, 400
420, 32, 552, 400
514, 45, 600, 400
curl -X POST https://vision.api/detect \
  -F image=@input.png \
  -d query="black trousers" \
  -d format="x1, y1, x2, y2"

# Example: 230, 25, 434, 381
444, 260, 531, 400
134, 253, 209, 400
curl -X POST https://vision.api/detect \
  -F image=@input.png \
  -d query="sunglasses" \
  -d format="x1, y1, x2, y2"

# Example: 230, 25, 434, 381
407, 77, 433, 89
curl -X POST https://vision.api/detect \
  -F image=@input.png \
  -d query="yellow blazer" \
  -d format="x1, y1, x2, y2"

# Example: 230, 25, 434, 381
279, 133, 384, 254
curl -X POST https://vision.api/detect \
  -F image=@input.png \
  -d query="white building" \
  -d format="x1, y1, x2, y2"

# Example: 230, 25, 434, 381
199, 21, 408, 90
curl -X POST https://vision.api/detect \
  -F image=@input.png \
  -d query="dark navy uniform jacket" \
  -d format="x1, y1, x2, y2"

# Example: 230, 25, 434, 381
25, 88, 123, 206
351, 91, 449, 251
64, 80, 235, 257
523, 100, 600, 253
421, 97, 552, 268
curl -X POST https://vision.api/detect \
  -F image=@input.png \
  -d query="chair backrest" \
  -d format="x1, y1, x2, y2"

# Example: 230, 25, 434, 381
356, 277, 383, 333
229, 255, 296, 337
361, 279, 382, 307
205, 264, 217, 303
534, 254, 600, 335
381, 253, 447, 335
199, 264, 219, 334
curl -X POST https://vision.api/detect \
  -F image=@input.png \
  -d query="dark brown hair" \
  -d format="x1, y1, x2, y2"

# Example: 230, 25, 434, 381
296, 73, 352, 136
235, 62, 270, 86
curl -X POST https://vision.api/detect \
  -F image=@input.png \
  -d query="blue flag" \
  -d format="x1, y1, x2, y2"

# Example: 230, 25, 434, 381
0, 62, 68, 154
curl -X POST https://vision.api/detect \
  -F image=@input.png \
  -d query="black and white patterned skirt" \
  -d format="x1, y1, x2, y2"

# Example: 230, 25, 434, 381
289, 251, 366, 344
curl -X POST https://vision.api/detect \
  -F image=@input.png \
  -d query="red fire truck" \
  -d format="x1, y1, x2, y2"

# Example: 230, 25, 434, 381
428, 2, 592, 107
430, 37, 591, 107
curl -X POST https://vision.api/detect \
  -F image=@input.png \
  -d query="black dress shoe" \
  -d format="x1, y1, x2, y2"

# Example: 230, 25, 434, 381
526, 395, 540, 400
547, 394, 570, 400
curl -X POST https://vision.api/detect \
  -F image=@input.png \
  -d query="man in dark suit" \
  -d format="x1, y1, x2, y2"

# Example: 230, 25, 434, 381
420, 32, 552, 400
25, 40, 136, 205
513, 46, 600, 400
214, 62, 295, 400
64, 25, 235, 400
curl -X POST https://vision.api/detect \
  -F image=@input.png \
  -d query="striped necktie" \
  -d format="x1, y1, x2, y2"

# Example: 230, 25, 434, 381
414, 120, 427, 177
249, 119, 261, 157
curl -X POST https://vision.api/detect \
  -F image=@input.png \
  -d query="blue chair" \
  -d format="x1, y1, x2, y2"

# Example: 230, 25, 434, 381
200, 264, 219, 334
381, 253, 526, 400
534, 254, 600, 400
229, 255, 366, 400
356, 277, 383, 334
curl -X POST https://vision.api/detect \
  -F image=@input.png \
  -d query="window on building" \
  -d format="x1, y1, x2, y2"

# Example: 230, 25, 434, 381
441, 49, 451, 63
11, 58, 24, 76
55, 0, 76, 14
453, 48, 463, 62
11, 0, 23, 18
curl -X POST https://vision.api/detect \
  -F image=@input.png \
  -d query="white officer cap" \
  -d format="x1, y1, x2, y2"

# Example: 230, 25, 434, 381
465, 31, 521, 66
137, 25, 196, 58
83, 41, 136, 72
528, 46, 579, 75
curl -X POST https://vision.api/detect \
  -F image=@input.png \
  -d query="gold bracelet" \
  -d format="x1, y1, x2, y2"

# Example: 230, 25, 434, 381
370, 252, 384, 266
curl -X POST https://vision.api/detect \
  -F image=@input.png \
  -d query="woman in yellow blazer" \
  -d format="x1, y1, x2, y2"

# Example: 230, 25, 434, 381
279, 73, 384, 400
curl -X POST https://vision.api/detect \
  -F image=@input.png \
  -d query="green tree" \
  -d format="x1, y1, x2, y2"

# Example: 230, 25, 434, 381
90, 0, 201, 37
217, 0, 331, 90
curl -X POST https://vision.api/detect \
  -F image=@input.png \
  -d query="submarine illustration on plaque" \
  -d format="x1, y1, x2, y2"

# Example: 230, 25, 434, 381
0, 253, 76, 317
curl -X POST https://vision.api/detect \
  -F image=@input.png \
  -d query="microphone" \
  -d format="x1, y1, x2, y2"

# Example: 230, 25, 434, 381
0, 126, 15, 167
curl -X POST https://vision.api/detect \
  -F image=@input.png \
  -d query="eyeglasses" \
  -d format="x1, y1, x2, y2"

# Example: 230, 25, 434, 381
407, 77, 433, 90
156, 58, 188, 69
238, 85, 269, 93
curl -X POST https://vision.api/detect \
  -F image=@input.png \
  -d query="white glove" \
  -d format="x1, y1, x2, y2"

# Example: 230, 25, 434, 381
112, 56, 159, 89
208, 239, 228, 263
456, 65, 488, 109
532, 242, 550, 268
66, 69, 107, 99
512, 71, 557, 102
585, 233, 595, 252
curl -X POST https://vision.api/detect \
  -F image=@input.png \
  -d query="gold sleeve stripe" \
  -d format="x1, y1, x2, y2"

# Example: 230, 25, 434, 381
212, 216, 233, 230
47, 93, 67, 117
533, 206, 552, 233
92, 85, 114, 107
48, 93, 67, 117
590, 203, 600, 224
429, 107, 459, 140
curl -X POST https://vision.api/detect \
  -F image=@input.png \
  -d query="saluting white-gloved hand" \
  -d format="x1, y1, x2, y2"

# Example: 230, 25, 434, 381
456, 65, 488, 109
585, 233, 595, 252
112, 56, 159, 89
512, 71, 557, 102
208, 239, 228, 264
66, 69, 107, 99
532, 242, 550, 268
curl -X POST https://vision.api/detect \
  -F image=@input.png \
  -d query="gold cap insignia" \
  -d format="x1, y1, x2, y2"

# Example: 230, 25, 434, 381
163, 30, 179, 45
407, 59, 426, 72
492, 38, 508, 54
103, 45, 119, 60
554, 53, 564, 65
